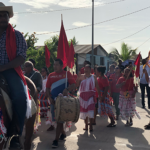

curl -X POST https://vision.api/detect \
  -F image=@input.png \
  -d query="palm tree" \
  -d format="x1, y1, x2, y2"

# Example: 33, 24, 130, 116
109, 42, 138, 61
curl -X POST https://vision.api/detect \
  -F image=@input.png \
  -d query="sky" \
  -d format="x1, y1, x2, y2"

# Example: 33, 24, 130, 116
2, 0, 150, 58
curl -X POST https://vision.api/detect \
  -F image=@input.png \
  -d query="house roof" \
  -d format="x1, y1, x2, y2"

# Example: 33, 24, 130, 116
74, 44, 108, 55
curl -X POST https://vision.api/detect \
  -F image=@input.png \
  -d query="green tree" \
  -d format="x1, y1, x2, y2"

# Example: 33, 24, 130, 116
109, 42, 138, 61
23, 32, 38, 48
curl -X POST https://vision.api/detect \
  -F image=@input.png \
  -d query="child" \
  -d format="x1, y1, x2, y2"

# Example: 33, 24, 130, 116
110, 66, 122, 120
116, 68, 140, 126
97, 66, 116, 127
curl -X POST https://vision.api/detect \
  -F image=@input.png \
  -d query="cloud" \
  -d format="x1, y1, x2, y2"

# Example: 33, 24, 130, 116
9, 14, 18, 24
72, 21, 90, 27
10, 0, 104, 9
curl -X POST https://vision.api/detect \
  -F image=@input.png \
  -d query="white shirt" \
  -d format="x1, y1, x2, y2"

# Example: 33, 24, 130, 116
41, 77, 48, 93
140, 65, 150, 84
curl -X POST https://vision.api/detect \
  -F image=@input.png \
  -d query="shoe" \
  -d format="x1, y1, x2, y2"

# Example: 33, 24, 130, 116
52, 140, 58, 148
59, 134, 66, 141
9, 136, 22, 149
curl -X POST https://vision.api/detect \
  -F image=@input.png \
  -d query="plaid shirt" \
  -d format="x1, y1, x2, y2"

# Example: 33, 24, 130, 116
0, 30, 27, 65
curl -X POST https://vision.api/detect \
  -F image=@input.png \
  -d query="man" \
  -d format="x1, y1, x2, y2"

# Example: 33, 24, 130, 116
28, 58, 39, 72
24, 61, 42, 93
80, 60, 94, 74
140, 58, 150, 109
118, 59, 125, 72
46, 59, 76, 148
0, 2, 28, 147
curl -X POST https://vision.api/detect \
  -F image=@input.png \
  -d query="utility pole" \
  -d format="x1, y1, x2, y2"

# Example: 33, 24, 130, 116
91, 0, 94, 68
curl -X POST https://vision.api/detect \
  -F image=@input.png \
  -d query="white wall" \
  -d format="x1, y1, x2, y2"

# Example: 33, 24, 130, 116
78, 54, 86, 65
97, 47, 107, 56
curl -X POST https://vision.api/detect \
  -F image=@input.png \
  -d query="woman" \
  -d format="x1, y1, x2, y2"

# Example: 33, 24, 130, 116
93, 65, 98, 125
97, 66, 116, 127
39, 67, 50, 118
77, 65, 101, 131
116, 68, 140, 126
110, 66, 122, 120
39, 67, 55, 131
106, 64, 115, 81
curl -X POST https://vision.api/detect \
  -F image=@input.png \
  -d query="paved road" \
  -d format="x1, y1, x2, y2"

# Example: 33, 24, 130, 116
29, 91, 150, 150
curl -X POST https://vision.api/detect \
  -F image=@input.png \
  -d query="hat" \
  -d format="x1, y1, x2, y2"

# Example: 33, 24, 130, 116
0, 2, 13, 18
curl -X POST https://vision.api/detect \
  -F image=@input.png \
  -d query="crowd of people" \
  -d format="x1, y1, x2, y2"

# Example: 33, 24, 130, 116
1, 2, 150, 149
21, 57, 150, 148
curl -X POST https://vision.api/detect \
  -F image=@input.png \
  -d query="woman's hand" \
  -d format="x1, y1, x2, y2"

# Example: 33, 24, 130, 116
100, 96, 105, 102
49, 97, 55, 105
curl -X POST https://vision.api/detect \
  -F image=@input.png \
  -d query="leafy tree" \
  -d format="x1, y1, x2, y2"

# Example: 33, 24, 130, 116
109, 42, 138, 61
23, 32, 38, 48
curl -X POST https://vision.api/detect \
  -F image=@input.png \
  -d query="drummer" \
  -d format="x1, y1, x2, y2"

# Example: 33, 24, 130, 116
46, 59, 76, 148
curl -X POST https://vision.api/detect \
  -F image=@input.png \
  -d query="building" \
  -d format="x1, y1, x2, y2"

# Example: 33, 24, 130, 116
74, 44, 113, 74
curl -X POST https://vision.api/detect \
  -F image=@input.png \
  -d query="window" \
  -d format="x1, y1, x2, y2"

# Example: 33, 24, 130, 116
90, 56, 96, 65
100, 57, 104, 65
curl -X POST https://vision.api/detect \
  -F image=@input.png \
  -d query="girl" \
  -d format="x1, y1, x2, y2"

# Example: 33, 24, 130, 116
110, 66, 122, 120
116, 68, 140, 126
77, 65, 101, 131
39, 67, 50, 118
39, 67, 54, 131
97, 66, 116, 127
106, 64, 115, 81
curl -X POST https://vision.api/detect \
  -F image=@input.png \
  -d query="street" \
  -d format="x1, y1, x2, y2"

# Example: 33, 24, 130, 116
30, 91, 150, 150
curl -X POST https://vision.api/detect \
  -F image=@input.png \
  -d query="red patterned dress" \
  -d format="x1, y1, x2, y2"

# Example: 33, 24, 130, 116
97, 76, 115, 119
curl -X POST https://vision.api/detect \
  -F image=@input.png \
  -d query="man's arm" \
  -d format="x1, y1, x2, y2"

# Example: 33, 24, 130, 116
0, 56, 25, 72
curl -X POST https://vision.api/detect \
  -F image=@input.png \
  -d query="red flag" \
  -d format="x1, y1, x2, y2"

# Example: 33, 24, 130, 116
57, 20, 69, 68
134, 53, 141, 78
68, 41, 75, 68
45, 45, 51, 68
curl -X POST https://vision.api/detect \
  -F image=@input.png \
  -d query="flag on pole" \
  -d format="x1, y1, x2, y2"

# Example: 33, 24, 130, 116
45, 45, 51, 68
68, 41, 75, 68
134, 52, 141, 78
57, 19, 69, 69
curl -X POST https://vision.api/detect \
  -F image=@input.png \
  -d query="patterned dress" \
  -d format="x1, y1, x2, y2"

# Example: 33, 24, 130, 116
97, 76, 115, 119
79, 75, 96, 120
117, 77, 140, 120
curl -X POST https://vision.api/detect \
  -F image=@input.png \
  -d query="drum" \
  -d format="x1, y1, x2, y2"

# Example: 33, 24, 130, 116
55, 96, 80, 123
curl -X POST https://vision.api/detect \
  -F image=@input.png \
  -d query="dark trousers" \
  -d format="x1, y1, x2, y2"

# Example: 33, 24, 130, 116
140, 83, 150, 107
1, 69, 27, 135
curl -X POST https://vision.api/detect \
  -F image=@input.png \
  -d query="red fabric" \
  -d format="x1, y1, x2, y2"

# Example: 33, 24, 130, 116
34, 68, 39, 72
97, 76, 109, 91
80, 67, 94, 74
134, 53, 141, 78
73, 74, 78, 81
46, 71, 76, 88
45, 45, 51, 68
116, 77, 135, 92
6, 24, 26, 85
68, 41, 75, 68
57, 21, 69, 69
110, 74, 122, 93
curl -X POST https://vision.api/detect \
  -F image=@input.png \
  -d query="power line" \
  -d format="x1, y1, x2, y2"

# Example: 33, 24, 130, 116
102, 24, 150, 46
14, 0, 127, 14
35, 5, 150, 35
137, 37, 150, 48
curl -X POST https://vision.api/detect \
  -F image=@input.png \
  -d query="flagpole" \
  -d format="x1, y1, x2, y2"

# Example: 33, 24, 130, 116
91, 0, 94, 68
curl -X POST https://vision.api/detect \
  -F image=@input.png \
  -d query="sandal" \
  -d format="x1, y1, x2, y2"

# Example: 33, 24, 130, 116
107, 123, 116, 127
145, 125, 150, 130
